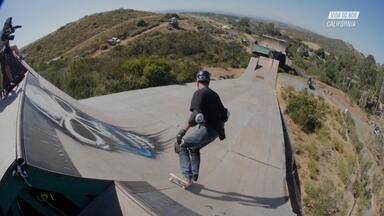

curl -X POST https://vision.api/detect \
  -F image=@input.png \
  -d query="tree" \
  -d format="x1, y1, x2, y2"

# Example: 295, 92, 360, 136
359, 54, 377, 87
63, 58, 100, 99
325, 62, 337, 84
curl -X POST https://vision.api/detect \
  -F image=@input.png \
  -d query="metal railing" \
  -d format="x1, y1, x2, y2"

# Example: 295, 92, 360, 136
278, 102, 303, 215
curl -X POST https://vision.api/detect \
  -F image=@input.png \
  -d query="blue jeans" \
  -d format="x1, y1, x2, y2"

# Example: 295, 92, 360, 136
179, 126, 219, 179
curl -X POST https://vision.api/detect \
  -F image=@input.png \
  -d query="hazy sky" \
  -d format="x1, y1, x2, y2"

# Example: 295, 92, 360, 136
0, 0, 383, 63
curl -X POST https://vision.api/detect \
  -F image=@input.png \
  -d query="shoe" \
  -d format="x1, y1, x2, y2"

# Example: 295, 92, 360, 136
192, 174, 199, 182
181, 175, 192, 185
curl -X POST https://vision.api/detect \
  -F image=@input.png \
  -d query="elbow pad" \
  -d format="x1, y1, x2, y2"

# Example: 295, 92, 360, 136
188, 111, 197, 126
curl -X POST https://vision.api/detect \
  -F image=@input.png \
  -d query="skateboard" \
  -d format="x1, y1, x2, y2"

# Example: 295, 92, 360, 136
169, 173, 191, 189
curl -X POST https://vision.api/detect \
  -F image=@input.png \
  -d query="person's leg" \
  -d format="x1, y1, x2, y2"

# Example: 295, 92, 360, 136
183, 126, 219, 180
189, 149, 200, 181
178, 146, 192, 181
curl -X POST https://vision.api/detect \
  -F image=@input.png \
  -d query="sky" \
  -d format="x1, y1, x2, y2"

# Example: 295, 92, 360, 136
0, 0, 383, 63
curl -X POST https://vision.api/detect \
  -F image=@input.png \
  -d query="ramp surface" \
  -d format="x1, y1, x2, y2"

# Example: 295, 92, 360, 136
12, 57, 293, 215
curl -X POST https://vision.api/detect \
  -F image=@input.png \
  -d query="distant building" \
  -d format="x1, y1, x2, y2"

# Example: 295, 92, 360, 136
259, 35, 287, 54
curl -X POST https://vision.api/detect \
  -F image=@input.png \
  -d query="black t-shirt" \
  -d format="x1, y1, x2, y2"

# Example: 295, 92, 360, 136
189, 87, 226, 130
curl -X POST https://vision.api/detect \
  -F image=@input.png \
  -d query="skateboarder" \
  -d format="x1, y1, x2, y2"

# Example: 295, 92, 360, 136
174, 70, 229, 185
308, 77, 315, 90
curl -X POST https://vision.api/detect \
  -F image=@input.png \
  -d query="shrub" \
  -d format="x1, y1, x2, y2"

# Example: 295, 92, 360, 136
330, 137, 344, 153
118, 31, 250, 68
353, 179, 364, 198
163, 13, 180, 19
337, 158, 350, 185
286, 91, 330, 132
303, 143, 319, 160
57, 56, 198, 99
137, 19, 148, 27
308, 159, 318, 179
142, 60, 175, 87
304, 180, 347, 216
62, 58, 102, 99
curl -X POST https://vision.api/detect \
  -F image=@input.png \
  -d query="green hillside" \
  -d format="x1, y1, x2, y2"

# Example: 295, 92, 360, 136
23, 9, 154, 66
280, 27, 357, 56
22, 9, 250, 99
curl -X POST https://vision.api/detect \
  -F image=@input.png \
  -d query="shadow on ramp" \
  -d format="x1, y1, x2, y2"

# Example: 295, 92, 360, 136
189, 183, 288, 209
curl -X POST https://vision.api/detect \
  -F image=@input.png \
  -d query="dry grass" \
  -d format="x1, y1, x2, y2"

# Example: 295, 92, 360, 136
277, 75, 384, 215
23, 9, 154, 65
277, 83, 357, 215
302, 41, 321, 50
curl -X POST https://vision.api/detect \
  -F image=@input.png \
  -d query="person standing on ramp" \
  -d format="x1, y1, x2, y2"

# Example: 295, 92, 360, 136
174, 70, 229, 185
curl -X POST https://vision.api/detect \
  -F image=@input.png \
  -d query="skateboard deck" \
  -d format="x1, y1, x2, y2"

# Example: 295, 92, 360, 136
169, 173, 191, 189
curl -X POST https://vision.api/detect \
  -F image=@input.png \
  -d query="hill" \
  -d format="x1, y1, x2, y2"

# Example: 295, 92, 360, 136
277, 74, 384, 215
21, 9, 251, 99
191, 12, 365, 57
279, 27, 360, 57
23, 9, 155, 66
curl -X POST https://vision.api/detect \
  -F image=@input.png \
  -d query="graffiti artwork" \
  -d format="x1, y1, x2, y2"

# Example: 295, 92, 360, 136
24, 77, 155, 158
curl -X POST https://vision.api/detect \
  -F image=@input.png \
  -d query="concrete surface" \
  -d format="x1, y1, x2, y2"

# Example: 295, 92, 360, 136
0, 56, 294, 215
0, 82, 24, 178
77, 56, 293, 215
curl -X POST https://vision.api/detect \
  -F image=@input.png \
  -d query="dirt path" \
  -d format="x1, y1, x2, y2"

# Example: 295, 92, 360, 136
91, 22, 168, 57
62, 15, 159, 57
92, 18, 199, 58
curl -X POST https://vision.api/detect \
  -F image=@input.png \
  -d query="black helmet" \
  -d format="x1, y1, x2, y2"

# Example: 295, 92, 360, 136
196, 70, 210, 83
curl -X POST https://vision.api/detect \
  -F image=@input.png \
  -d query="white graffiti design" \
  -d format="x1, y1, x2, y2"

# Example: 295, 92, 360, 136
25, 84, 154, 157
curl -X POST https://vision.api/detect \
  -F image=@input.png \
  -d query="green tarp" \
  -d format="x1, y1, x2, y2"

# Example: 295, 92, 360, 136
253, 45, 271, 56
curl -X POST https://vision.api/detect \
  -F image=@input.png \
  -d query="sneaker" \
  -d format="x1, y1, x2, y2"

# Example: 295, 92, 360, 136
181, 175, 192, 185
192, 174, 199, 182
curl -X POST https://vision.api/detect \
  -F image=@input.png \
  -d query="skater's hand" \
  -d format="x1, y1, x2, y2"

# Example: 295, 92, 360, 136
176, 129, 186, 145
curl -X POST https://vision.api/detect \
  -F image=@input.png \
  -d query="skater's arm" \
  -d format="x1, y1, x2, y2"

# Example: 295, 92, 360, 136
182, 123, 191, 132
